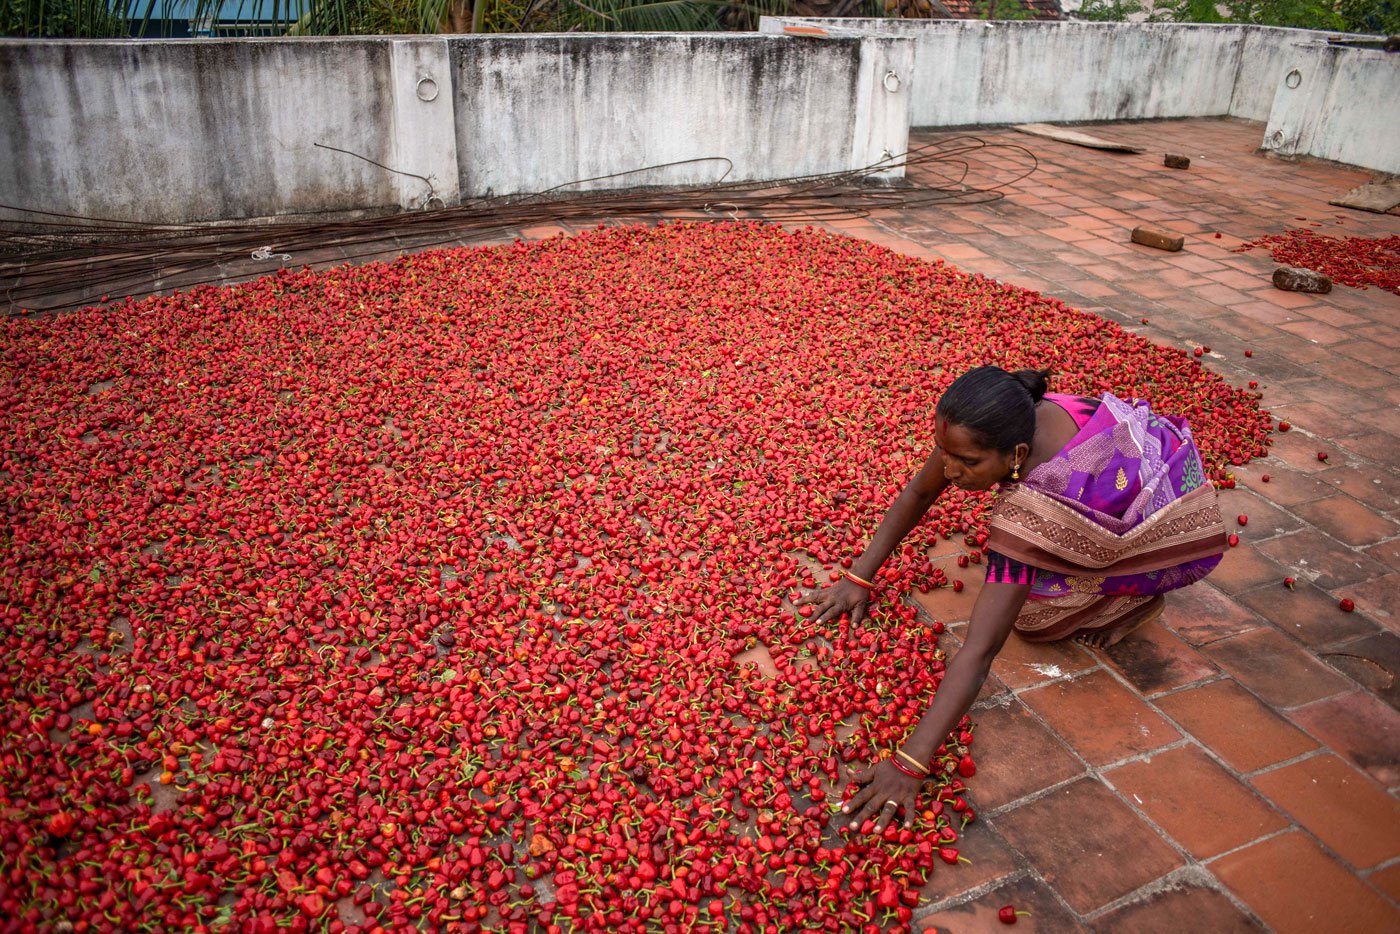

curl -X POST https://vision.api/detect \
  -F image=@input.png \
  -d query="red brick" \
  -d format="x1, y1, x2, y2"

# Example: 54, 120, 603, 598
960, 698, 1085, 810
1256, 528, 1389, 591
1207, 542, 1290, 595
1250, 753, 1400, 869
1291, 495, 1400, 548
1106, 745, 1287, 859
1155, 679, 1318, 773
994, 777, 1182, 914
1337, 573, 1400, 633
1232, 464, 1333, 507
1216, 487, 1304, 541
1100, 620, 1220, 695
1288, 690, 1400, 788
1160, 582, 1261, 646
1021, 670, 1179, 766
918, 874, 1089, 933
985, 628, 1098, 691
1265, 429, 1341, 473
1210, 832, 1400, 932
1236, 580, 1381, 647
1364, 540, 1400, 575
1202, 627, 1351, 709
1368, 861, 1400, 906
1090, 881, 1263, 933
911, 818, 1019, 905
1318, 461, 1400, 515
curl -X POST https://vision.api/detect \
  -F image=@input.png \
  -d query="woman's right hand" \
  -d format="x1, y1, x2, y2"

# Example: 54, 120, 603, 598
799, 578, 871, 627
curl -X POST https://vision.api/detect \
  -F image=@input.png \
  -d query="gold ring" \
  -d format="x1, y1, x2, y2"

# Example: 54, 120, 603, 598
883, 799, 900, 810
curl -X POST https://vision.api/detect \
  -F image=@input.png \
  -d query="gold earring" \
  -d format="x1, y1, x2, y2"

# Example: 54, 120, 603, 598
1012, 462, 1020, 481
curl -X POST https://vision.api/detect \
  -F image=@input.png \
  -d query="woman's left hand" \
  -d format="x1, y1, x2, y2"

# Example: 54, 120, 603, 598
840, 759, 924, 834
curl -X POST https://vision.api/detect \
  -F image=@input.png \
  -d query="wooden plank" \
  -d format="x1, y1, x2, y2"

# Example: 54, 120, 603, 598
1329, 179, 1400, 214
1011, 123, 1147, 154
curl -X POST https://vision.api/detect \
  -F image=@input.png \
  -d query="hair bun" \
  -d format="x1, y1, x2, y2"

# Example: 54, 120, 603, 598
1010, 368, 1051, 404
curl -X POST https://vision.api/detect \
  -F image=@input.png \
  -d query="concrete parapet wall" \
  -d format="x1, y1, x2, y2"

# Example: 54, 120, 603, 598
0, 23, 1392, 226
761, 18, 1393, 174
450, 34, 910, 198
761, 19, 1251, 126
0, 33, 911, 225
1261, 42, 1400, 175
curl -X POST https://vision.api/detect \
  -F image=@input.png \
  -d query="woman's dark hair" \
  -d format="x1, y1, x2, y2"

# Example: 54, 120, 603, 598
935, 366, 1051, 453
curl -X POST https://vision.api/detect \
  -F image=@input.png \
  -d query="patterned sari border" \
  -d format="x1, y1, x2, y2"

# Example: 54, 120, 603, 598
988, 483, 1227, 577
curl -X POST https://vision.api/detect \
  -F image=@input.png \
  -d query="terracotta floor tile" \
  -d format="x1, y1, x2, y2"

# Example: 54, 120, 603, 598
993, 777, 1182, 914
1089, 881, 1263, 932
1207, 542, 1290, 595
1318, 462, 1400, 514
1265, 430, 1341, 474
1320, 631, 1400, 709
1217, 487, 1304, 541
960, 698, 1085, 811
1367, 861, 1400, 906
1293, 378, 1397, 414
1338, 574, 1400, 633
1250, 753, 1400, 869
1268, 400, 1373, 438
1327, 428, 1400, 464
917, 874, 1089, 933
1210, 832, 1400, 933
1159, 581, 1262, 646
1288, 691, 1400, 788
1155, 678, 1318, 773
912, 820, 1020, 906
1364, 540, 1400, 577
1357, 406, 1400, 435
1202, 628, 1352, 709
1020, 670, 1179, 766
1099, 620, 1220, 696
1231, 463, 1333, 507
1278, 319, 1352, 345
913, 575, 981, 625
1106, 745, 1288, 859
1255, 528, 1390, 591
1236, 580, 1381, 648
1291, 495, 1400, 548
1248, 287, 1319, 310
986, 629, 1098, 691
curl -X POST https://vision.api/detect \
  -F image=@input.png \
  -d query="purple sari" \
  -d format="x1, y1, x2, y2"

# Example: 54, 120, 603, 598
986, 393, 1228, 642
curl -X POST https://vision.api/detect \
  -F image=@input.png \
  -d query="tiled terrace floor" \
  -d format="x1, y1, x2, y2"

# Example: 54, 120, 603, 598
19, 116, 1400, 931
838, 119, 1400, 933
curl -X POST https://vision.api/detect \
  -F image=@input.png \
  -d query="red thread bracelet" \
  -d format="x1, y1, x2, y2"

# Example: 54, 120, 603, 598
843, 570, 875, 589
890, 757, 926, 780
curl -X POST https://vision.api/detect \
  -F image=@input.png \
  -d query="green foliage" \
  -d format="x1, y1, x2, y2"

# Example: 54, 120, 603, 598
1, 0, 127, 36
1337, 0, 1400, 33
1074, 0, 1148, 21
1076, 0, 1395, 30
973, 0, 1039, 18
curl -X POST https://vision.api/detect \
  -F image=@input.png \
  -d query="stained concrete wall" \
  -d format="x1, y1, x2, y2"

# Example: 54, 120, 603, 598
450, 34, 911, 198
762, 20, 1251, 126
760, 18, 1394, 174
1261, 41, 1400, 175
0, 33, 910, 225
0, 38, 460, 225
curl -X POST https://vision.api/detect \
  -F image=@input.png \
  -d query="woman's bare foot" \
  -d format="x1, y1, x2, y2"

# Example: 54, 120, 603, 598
1075, 595, 1166, 649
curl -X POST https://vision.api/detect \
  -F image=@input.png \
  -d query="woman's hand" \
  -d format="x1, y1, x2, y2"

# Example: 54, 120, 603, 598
840, 759, 924, 834
799, 578, 871, 627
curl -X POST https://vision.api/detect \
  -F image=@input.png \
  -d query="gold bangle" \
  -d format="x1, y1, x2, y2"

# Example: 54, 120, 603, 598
896, 748, 930, 775
843, 570, 875, 589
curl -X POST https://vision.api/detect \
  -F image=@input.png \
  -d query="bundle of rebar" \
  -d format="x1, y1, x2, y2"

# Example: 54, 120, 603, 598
1, 136, 1036, 314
